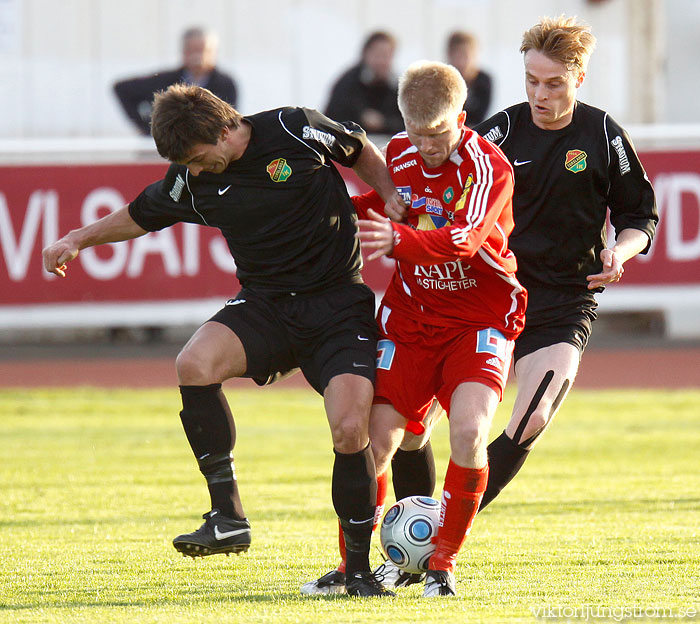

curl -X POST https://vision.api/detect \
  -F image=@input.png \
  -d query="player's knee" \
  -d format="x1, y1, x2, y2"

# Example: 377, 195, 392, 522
450, 417, 488, 453
176, 346, 216, 385
329, 413, 367, 454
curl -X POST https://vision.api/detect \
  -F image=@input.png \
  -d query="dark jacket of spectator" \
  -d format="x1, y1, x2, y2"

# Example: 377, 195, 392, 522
114, 67, 237, 135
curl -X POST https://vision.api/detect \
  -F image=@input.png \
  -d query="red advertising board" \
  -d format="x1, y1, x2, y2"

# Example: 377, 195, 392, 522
0, 151, 698, 316
1, 163, 233, 305
621, 151, 700, 284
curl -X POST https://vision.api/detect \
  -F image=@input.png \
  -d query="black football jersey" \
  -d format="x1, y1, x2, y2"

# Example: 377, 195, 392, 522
129, 107, 367, 294
475, 101, 658, 291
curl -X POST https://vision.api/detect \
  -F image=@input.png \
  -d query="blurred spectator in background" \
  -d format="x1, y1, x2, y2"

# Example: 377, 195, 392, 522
446, 31, 492, 126
114, 27, 238, 135
325, 31, 403, 136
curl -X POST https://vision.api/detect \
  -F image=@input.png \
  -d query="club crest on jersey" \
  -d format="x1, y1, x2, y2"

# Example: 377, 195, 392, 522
565, 149, 587, 173
443, 187, 454, 204
267, 158, 292, 182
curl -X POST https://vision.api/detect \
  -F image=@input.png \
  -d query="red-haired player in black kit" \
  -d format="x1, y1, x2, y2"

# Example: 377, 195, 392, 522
386, 14, 658, 571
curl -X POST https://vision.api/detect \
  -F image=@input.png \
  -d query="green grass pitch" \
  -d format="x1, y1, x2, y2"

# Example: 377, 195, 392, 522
1, 386, 699, 623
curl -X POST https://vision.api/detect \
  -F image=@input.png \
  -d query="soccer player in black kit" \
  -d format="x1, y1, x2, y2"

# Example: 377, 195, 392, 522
381, 15, 658, 577
42, 84, 405, 597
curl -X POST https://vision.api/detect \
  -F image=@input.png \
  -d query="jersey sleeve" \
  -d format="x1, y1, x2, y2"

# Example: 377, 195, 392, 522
473, 111, 510, 147
296, 107, 368, 168
390, 149, 514, 265
128, 164, 197, 231
605, 117, 658, 253
352, 190, 384, 219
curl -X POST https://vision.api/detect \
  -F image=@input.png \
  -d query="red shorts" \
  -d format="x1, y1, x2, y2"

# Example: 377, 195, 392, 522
374, 305, 514, 435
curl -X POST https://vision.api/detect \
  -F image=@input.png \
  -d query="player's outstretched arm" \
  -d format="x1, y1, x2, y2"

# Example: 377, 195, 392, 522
42, 206, 147, 277
351, 141, 407, 221
585, 228, 650, 290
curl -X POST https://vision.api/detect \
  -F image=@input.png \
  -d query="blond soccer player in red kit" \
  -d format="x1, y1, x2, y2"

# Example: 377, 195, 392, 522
302, 60, 526, 597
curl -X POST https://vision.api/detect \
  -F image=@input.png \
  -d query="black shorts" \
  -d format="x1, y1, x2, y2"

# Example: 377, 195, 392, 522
208, 283, 378, 394
514, 286, 598, 363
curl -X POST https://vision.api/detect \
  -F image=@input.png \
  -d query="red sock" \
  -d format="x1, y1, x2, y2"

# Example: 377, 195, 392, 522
337, 471, 388, 574
336, 518, 347, 573
373, 470, 388, 531
429, 460, 488, 573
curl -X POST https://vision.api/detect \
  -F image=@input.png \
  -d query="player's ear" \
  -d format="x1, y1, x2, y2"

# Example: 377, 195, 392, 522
457, 110, 467, 128
220, 125, 230, 142
575, 71, 586, 88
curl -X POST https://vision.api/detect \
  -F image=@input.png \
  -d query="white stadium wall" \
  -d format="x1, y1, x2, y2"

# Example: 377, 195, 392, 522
0, 0, 699, 138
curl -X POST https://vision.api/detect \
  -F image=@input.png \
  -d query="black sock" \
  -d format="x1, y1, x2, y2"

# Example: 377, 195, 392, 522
478, 431, 530, 511
391, 441, 436, 501
332, 444, 376, 576
179, 384, 245, 520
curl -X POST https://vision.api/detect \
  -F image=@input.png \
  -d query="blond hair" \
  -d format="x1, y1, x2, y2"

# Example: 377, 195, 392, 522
398, 61, 467, 127
521, 16, 596, 75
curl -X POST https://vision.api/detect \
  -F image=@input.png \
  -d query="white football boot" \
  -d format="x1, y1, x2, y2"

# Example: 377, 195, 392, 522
373, 560, 426, 589
300, 569, 347, 595
422, 569, 456, 597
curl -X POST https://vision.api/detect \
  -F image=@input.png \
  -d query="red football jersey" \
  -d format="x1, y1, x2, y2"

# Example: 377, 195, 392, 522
354, 129, 526, 338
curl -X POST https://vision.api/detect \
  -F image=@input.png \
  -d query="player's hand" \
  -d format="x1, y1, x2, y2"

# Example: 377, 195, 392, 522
384, 191, 408, 223
586, 248, 624, 290
42, 237, 79, 278
356, 208, 395, 261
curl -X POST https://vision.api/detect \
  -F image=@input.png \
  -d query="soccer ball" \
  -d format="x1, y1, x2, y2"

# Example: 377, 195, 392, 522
379, 495, 440, 574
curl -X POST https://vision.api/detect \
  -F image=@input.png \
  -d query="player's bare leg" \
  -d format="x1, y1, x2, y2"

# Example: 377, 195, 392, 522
425, 382, 497, 597
366, 402, 410, 534
368, 403, 429, 589
173, 321, 251, 557
301, 402, 407, 595
323, 374, 395, 597
368, 403, 412, 476
479, 342, 579, 509
177, 321, 248, 385
370, 403, 440, 590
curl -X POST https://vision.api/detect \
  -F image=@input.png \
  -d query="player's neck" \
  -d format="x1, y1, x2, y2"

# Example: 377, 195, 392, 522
227, 121, 252, 163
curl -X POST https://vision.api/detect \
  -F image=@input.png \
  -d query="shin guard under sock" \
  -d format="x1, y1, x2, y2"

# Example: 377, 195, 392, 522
478, 431, 529, 511
391, 441, 436, 500
332, 444, 376, 575
179, 384, 244, 519
429, 460, 488, 573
